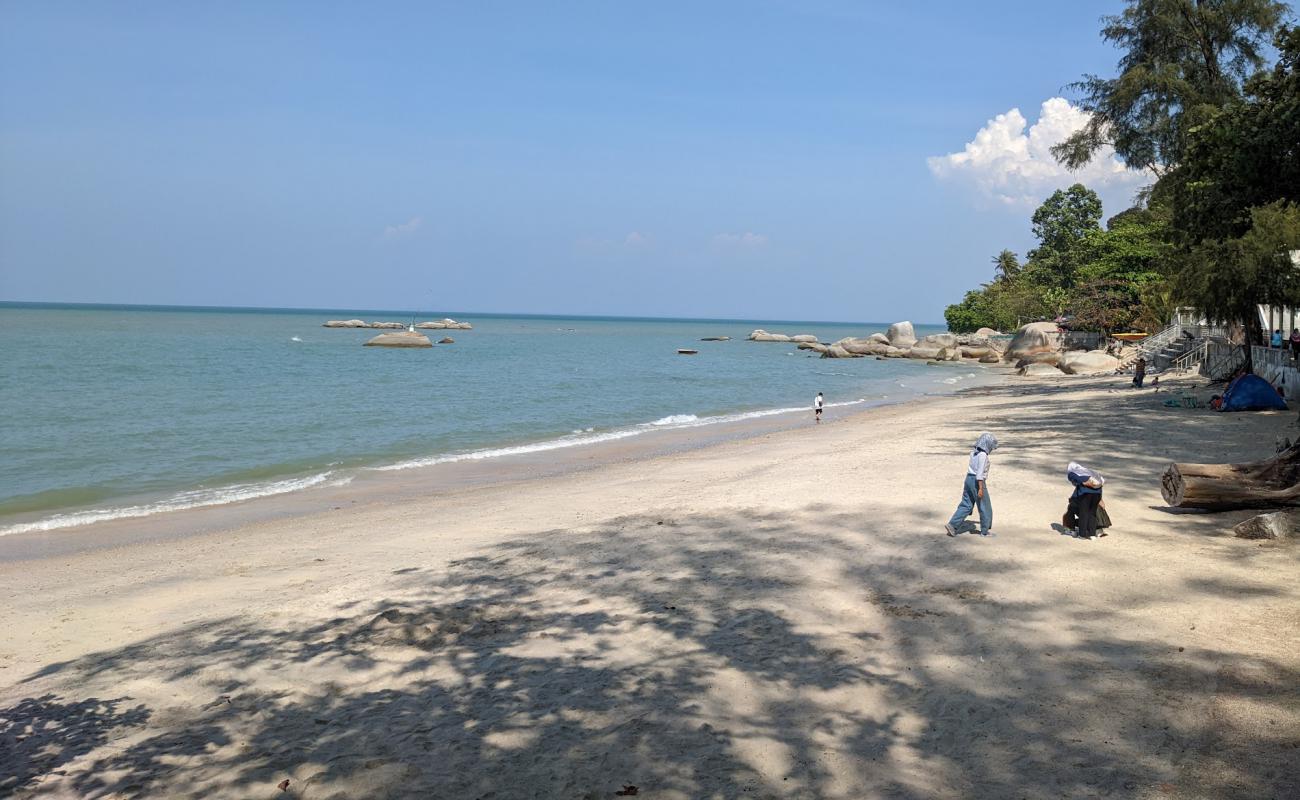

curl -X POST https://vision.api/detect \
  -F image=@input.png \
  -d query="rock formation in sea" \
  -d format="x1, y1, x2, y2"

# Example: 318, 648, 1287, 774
363, 331, 433, 348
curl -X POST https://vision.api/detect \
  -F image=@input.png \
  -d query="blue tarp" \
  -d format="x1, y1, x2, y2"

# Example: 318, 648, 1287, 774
1219, 374, 1288, 412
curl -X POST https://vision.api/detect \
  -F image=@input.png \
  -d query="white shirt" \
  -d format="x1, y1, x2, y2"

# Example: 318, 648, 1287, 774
967, 450, 990, 481
814, 395, 824, 409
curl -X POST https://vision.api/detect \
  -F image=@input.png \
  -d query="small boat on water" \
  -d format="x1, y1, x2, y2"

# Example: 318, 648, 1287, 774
677, 349, 699, 355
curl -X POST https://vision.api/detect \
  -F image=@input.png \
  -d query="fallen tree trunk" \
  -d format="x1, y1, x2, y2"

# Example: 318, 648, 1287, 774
1161, 442, 1300, 510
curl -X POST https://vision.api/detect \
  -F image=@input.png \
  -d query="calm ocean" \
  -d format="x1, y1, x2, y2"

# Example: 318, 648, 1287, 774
0, 303, 992, 534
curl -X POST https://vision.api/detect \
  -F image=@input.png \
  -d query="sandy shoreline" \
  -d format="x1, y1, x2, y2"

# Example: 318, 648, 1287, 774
2, 373, 1298, 799
0, 372, 994, 561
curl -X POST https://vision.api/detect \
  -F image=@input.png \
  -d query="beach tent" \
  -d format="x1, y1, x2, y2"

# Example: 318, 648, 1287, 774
1218, 374, 1288, 412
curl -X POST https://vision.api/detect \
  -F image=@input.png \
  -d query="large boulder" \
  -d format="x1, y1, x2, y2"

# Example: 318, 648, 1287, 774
908, 345, 943, 360
835, 337, 883, 355
1005, 322, 1062, 362
975, 327, 1002, 337
887, 321, 917, 349
1059, 350, 1121, 375
820, 345, 861, 359
920, 333, 959, 349
370, 321, 406, 329
960, 346, 994, 359
798, 341, 829, 353
749, 329, 793, 342
323, 319, 367, 328
1016, 352, 1062, 368
364, 331, 433, 348
868, 332, 890, 345
935, 346, 962, 361
700, 336, 731, 342
1018, 362, 1062, 377
790, 334, 819, 344
979, 353, 1002, 364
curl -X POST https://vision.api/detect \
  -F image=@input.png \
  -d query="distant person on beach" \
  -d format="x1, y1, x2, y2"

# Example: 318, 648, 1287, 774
945, 432, 997, 537
1132, 357, 1147, 388
1064, 462, 1105, 539
1290, 329, 1300, 360
814, 392, 824, 423
1272, 329, 1284, 348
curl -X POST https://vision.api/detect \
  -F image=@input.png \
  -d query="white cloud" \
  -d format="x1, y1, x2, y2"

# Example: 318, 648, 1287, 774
381, 216, 422, 239
712, 231, 768, 248
624, 231, 650, 247
927, 98, 1148, 206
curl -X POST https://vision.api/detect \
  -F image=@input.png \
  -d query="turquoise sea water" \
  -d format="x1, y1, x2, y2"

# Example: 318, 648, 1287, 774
0, 303, 988, 534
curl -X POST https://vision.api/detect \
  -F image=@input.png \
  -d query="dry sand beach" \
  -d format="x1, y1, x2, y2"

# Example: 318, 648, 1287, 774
2, 374, 1298, 799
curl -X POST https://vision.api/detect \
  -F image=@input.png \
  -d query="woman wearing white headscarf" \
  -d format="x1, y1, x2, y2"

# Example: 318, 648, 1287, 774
945, 432, 997, 537
1065, 462, 1105, 539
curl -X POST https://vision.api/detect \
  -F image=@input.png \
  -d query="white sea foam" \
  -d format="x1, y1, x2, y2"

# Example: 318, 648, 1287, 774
373, 400, 871, 473
0, 472, 351, 536
650, 414, 699, 426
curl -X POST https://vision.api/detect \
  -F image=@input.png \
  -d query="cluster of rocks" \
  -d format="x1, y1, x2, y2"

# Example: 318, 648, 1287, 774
1004, 321, 1120, 376
324, 318, 473, 330
800, 322, 1006, 364
766, 318, 1122, 376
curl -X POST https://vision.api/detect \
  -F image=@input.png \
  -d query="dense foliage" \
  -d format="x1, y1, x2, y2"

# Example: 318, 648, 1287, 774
946, 2, 1300, 352
943, 186, 1166, 334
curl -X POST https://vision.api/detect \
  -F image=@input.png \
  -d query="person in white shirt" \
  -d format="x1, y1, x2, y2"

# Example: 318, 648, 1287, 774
814, 392, 824, 423
945, 432, 997, 537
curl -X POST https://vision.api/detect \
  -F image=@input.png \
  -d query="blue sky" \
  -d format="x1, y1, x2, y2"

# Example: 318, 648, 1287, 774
0, 1, 1153, 322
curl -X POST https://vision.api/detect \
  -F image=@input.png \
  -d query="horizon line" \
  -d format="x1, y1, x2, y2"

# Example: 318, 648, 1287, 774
0, 299, 944, 328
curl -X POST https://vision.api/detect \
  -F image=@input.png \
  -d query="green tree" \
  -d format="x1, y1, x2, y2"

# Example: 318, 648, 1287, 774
944, 289, 997, 333
1067, 210, 1171, 331
1076, 212, 1169, 287
1176, 201, 1300, 365
1158, 25, 1300, 243
1023, 184, 1104, 290
1053, 0, 1288, 173
992, 249, 1021, 283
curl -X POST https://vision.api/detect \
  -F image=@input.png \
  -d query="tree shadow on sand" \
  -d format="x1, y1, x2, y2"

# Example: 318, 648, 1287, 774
3, 505, 1298, 799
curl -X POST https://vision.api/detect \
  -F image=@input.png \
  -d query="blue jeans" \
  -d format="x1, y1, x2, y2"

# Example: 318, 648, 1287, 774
949, 474, 992, 532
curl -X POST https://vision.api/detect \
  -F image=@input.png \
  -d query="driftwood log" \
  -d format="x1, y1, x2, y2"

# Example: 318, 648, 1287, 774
1161, 442, 1300, 510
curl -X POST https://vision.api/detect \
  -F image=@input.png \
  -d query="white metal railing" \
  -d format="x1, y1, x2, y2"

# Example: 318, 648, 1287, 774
1136, 322, 1183, 360
1171, 339, 1208, 372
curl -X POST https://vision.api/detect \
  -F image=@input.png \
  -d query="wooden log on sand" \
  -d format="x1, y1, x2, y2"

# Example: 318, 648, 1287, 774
1161, 443, 1300, 510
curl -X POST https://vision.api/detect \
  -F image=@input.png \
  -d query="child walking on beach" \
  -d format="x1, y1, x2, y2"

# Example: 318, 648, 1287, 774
814, 392, 824, 423
945, 432, 997, 537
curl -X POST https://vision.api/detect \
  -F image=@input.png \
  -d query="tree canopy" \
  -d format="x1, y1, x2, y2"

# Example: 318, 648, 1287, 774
943, 187, 1165, 334
1052, 0, 1288, 173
